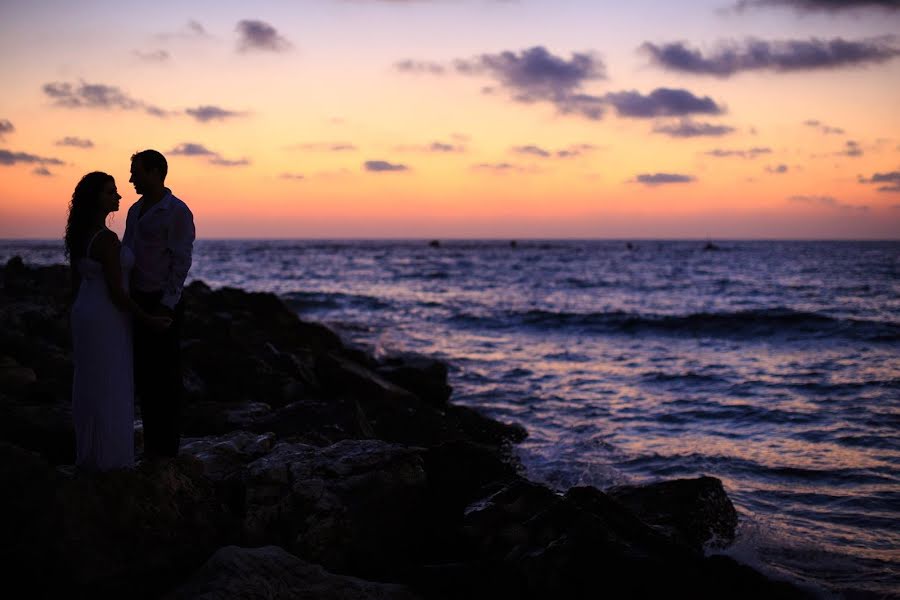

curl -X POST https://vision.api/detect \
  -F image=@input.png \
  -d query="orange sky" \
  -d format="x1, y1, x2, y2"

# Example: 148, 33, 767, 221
1, 0, 899, 238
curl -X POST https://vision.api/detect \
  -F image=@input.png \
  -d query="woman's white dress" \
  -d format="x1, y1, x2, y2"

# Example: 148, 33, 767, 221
71, 230, 135, 470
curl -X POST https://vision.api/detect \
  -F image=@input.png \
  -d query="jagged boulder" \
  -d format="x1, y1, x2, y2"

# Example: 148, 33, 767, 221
164, 545, 421, 600
607, 476, 738, 552
242, 439, 428, 579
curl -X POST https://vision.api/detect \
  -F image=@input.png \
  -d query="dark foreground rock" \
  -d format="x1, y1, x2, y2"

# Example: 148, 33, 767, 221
164, 545, 420, 600
0, 257, 812, 599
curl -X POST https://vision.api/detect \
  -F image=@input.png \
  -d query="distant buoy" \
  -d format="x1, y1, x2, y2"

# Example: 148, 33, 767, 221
428, 240, 440, 248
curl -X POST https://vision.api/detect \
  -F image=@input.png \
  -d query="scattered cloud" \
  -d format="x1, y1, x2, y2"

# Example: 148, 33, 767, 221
237, 19, 292, 53
642, 37, 900, 77
789, 194, 869, 211
511, 143, 596, 158
32, 166, 53, 177
556, 144, 596, 158
43, 80, 170, 117
634, 173, 696, 185
364, 160, 409, 172
0, 119, 14, 140
169, 142, 249, 167
859, 170, 900, 192
397, 47, 728, 123
654, 118, 734, 137
55, 136, 94, 148
0, 149, 65, 166
396, 141, 466, 153
448, 46, 608, 120
841, 140, 863, 157
185, 105, 247, 122
604, 88, 723, 118
472, 162, 530, 173
209, 156, 251, 166
734, 0, 900, 13
169, 142, 216, 156
394, 60, 446, 75
133, 49, 170, 62
290, 142, 358, 152
766, 164, 789, 173
804, 119, 844, 135
280, 173, 306, 180
156, 20, 210, 41
704, 147, 772, 158
512, 145, 551, 158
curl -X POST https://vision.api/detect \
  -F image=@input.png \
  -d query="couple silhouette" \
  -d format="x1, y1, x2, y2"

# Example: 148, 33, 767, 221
65, 150, 195, 470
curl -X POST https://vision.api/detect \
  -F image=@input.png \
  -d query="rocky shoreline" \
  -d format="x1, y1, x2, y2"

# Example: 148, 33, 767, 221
0, 257, 813, 599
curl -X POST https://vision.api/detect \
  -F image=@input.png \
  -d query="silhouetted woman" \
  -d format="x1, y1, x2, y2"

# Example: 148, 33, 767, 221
65, 172, 169, 470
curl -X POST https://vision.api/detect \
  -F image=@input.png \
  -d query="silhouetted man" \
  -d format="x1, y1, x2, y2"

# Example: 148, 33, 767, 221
123, 149, 195, 459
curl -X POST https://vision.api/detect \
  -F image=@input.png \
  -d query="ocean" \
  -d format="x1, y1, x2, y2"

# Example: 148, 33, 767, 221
3, 239, 898, 598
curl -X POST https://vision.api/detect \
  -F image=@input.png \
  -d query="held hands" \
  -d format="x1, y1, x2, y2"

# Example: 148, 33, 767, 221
146, 315, 173, 331
144, 304, 174, 331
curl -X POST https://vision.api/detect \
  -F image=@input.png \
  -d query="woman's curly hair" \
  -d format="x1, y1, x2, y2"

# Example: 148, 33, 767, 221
64, 171, 113, 260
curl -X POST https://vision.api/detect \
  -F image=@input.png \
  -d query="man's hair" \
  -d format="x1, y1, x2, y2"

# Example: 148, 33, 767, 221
131, 149, 168, 181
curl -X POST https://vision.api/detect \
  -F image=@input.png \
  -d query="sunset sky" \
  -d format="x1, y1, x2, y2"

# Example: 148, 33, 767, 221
1, 0, 899, 239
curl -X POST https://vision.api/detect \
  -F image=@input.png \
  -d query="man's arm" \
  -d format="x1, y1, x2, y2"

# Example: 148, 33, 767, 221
161, 203, 195, 310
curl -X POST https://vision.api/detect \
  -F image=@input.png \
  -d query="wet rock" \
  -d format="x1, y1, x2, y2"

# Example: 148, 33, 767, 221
607, 476, 738, 552
376, 353, 453, 409
164, 545, 421, 600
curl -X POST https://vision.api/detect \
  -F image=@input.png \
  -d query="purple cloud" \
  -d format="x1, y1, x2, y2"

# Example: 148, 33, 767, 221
704, 147, 772, 158
734, 0, 900, 13
237, 20, 291, 53
365, 160, 409, 172
841, 140, 863, 157
0, 149, 65, 166
32, 166, 53, 177
766, 164, 789, 173
134, 49, 170, 62
169, 142, 249, 167
804, 119, 845, 135
156, 20, 210, 41
859, 170, 900, 192
185, 105, 246, 122
455, 46, 607, 120
512, 145, 551, 158
511, 143, 597, 158
169, 142, 216, 156
42, 80, 170, 117
0, 119, 13, 140
394, 60, 446, 75
55, 136, 94, 148
634, 173, 696, 185
653, 118, 734, 137
789, 194, 869, 210
606, 89, 723, 118
280, 173, 306, 180
642, 37, 900, 77
291, 142, 358, 152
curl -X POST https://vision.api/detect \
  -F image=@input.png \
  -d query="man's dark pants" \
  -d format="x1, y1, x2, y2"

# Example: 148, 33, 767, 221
133, 290, 184, 458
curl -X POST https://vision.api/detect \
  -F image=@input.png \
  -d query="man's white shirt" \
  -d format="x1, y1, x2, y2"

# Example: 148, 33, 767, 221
123, 189, 195, 309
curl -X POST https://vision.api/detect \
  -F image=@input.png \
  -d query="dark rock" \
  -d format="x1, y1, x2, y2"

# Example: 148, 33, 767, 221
242, 439, 428, 579
2, 444, 234, 598
164, 545, 421, 600
376, 353, 453, 409
608, 476, 738, 552
248, 396, 376, 446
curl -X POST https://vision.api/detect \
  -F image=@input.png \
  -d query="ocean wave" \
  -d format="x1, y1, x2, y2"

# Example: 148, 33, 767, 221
451, 307, 900, 342
282, 290, 392, 312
